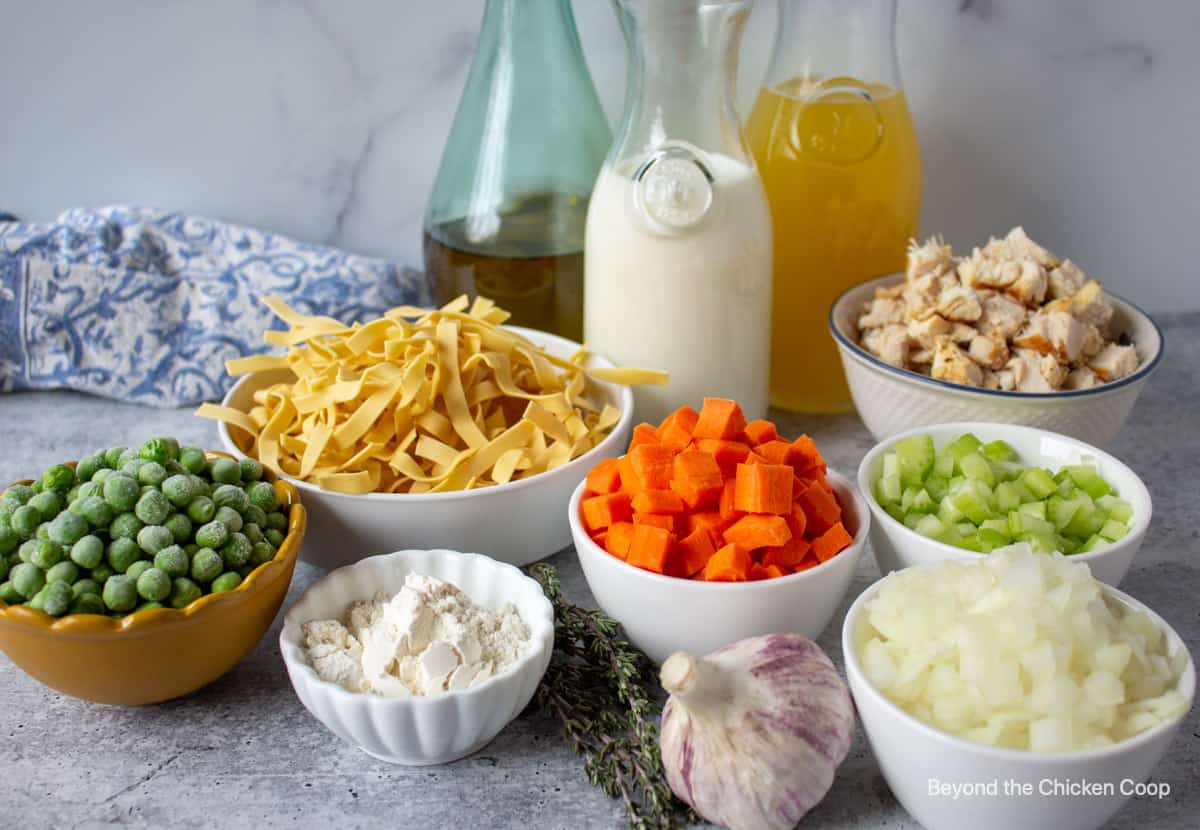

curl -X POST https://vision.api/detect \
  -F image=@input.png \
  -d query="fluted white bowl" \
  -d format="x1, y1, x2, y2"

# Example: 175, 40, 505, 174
829, 273, 1164, 447
857, 422, 1151, 586
279, 548, 554, 765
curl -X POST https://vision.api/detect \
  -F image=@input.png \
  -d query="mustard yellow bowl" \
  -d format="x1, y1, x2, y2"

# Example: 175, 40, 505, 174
0, 457, 307, 705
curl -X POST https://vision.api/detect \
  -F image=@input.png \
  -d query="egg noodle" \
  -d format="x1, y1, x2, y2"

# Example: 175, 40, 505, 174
196, 295, 666, 494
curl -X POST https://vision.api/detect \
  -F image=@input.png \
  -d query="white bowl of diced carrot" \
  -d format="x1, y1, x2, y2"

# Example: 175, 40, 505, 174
569, 398, 870, 664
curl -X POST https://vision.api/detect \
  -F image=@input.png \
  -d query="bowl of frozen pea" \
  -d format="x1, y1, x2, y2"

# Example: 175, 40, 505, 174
0, 438, 308, 705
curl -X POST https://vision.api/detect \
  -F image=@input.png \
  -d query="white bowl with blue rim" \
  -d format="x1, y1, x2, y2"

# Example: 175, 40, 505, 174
828, 273, 1164, 448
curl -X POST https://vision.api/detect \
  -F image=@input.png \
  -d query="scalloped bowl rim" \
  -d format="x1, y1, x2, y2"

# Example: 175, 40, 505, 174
828, 273, 1165, 400
216, 325, 635, 503
0, 453, 307, 635
854, 421, 1152, 569
569, 468, 870, 590
279, 548, 555, 707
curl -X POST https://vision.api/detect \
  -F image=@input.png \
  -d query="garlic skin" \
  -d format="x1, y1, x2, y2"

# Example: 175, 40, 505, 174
659, 634, 855, 830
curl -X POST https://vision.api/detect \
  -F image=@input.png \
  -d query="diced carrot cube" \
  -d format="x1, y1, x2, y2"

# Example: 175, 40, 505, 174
633, 512, 677, 533
629, 444, 675, 491
586, 458, 622, 495
719, 479, 740, 522
581, 492, 633, 532
626, 524, 676, 574
671, 450, 724, 510
593, 530, 608, 548
723, 514, 792, 549
657, 406, 699, 451
733, 463, 793, 515
631, 489, 686, 515
797, 482, 842, 537
694, 438, 752, 472
702, 543, 751, 582
749, 563, 786, 581
812, 521, 853, 562
618, 455, 644, 494
686, 510, 730, 546
629, 422, 659, 450
743, 419, 778, 445
793, 552, 821, 572
675, 527, 717, 577
692, 398, 747, 441
742, 452, 768, 466
756, 440, 793, 466
605, 521, 635, 560
785, 503, 808, 539
761, 537, 811, 569
788, 434, 827, 476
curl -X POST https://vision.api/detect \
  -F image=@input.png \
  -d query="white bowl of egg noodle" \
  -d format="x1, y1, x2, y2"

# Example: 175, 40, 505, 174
215, 325, 634, 570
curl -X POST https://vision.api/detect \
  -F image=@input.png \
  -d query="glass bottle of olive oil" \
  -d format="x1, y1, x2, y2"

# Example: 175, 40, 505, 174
423, 0, 611, 342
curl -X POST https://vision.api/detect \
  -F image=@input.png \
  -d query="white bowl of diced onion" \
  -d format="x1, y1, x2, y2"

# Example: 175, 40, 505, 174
857, 422, 1151, 586
215, 327, 633, 570
841, 553, 1194, 830
829, 273, 1164, 447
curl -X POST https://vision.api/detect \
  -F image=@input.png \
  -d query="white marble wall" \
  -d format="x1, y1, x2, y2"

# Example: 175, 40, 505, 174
1, 0, 1196, 310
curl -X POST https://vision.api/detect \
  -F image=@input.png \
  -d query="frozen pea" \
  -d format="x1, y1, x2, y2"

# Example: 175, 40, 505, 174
242, 504, 267, 528
11, 505, 43, 539
41, 464, 76, 494
137, 461, 168, 487
90, 563, 115, 583
168, 577, 202, 609
70, 535, 105, 569
164, 513, 192, 543
161, 474, 196, 507
136, 601, 165, 612
137, 524, 175, 555
209, 457, 241, 485
179, 446, 207, 475
91, 468, 112, 483
238, 458, 263, 482
189, 475, 211, 497
136, 567, 172, 602
135, 490, 171, 525
106, 537, 142, 574
220, 533, 252, 568
265, 528, 285, 548
249, 541, 275, 567
48, 511, 88, 546
265, 509, 287, 532
194, 520, 229, 550
246, 481, 279, 513
0, 501, 12, 523
41, 580, 73, 616
30, 540, 64, 570
30, 481, 43, 493
102, 575, 138, 612
242, 523, 263, 545
215, 506, 243, 533
36, 523, 50, 540
140, 437, 180, 464
103, 447, 129, 468
11, 562, 46, 598
186, 496, 215, 524
153, 545, 189, 578
70, 593, 106, 615
46, 560, 79, 585
27, 587, 48, 611
66, 485, 82, 503
212, 484, 248, 513
75, 481, 104, 501
103, 475, 140, 512
3, 484, 35, 505
75, 454, 103, 483
0, 581, 23, 604
28, 491, 63, 521
109, 512, 144, 540
72, 578, 101, 599
210, 572, 242, 593
190, 548, 223, 583
120, 458, 146, 478
125, 560, 153, 581
0, 523, 18, 554
76, 495, 114, 528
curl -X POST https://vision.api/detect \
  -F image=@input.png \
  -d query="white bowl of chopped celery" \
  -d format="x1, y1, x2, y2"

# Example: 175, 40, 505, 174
856, 422, 1151, 586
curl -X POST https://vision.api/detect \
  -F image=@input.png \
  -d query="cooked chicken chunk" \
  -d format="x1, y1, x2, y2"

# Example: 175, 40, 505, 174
1013, 308, 1097, 365
1004, 348, 1067, 392
906, 236, 955, 282
907, 314, 952, 350
931, 338, 983, 387
968, 331, 1009, 369
935, 285, 982, 322
1003, 259, 1048, 307
1070, 280, 1114, 331
976, 291, 1027, 340
949, 322, 977, 344
1088, 343, 1140, 381
1064, 367, 1101, 390
861, 324, 909, 367
1048, 259, 1087, 300
858, 296, 907, 329
904, 270, 958, 320
994, 226, 1060, 269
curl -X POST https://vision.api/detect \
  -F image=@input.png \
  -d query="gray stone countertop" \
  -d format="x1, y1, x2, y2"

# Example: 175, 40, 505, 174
1, 312, 1197, 829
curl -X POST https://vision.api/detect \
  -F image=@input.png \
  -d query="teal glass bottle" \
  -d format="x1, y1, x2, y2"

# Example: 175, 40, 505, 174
423, 0, 611, 341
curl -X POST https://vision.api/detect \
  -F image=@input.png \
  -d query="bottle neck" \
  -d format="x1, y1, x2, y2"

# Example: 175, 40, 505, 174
764, 0, 901, 91
610, 0, 754, 166
475, 0, 586, 67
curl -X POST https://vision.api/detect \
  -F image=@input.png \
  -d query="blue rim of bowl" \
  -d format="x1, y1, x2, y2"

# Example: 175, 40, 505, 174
827, 277, 1166, 399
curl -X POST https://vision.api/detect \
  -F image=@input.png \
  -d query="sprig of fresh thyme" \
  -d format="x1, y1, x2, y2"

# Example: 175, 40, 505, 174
529, 564, 694, 830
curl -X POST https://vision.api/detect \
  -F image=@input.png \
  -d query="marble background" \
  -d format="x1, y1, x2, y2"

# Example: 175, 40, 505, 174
1, 0, 1196, 310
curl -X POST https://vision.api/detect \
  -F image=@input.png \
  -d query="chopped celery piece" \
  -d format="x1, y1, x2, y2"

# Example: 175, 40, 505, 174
948, 475, 966, 491
991, 460, 1025, 482
945, 433, 982, 461
980, 518, 1011, 540
1057, 478, 1076, 497
977, 527, 1008, 551
1078, 534, 1108, 553
1057, 535, 1079, 555
933, 452, 956, 478
959, 451, 996, 486
1017, 501, 1047, 520
956, 521, 978, 536
1013, 479, 1036, 502
982, 439, 1015, 461
1049, 496, 1089, 531
1028, 532, 1059, 553
913, 514, 947, 540
1022, 467, 1058, 499
994, 481, 1022, 512
877, 474, 902, 504
1065, 465, 1112, 499
881, 452, 900, 481
902, 511, 923, 529
958, 534, 985, 553
1065, 502, 1105, 538
937, 498, 966, 524
1097, 495, 1133, 523
901, 486, 921, 513
1053, 468, 1073, 484
894, 435, 935, 487
1099, 519, 1129, 541
1009, 511, 1054, 537
884, 503, 907, 523
924, 474, 948, 501
909, 488, 935, 514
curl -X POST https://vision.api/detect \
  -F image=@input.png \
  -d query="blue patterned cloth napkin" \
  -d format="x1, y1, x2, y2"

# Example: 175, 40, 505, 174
0, 206, 430, 407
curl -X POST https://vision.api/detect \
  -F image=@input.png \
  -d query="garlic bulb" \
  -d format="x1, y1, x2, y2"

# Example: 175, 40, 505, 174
658, 634, 855, 830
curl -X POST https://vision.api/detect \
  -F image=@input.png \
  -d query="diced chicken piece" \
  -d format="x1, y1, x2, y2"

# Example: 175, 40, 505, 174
910, 348, 934, 365
874, 281, 906, 300
995, 226, 1060, 269
858, 296, 907, 329
861, 324, 909, 367
949, 323, 977, 344
1048, 259, 1087, 300
1064, 367, 1101, 390
1081, 324, 1106, 360
931, 338, 984, 387
1070, 280, 1114, 331
968, 331, 1009, 369
903, 270, 959, 320
935, 285, 983, 322
1013, 309, 1094, 364
1088, 343, 1140, 382
976, 291, 1027, 340
1004, 348, 1067, 392
907, 314, 952, 350
1003, 259, 1048, 307
957, 255, 1007, 290
986, 368, 1016, 391
906, 236, 955, 282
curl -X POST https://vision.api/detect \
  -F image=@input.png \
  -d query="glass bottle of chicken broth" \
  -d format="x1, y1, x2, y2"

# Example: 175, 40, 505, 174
584, 0, 772, 424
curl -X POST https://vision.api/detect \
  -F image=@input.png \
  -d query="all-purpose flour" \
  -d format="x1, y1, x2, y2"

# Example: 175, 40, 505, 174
301, 573, 530, 697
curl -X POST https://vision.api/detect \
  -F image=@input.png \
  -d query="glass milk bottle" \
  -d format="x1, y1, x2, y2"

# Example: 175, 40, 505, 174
584, 0, 772, 424
746, 0, 921, 412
